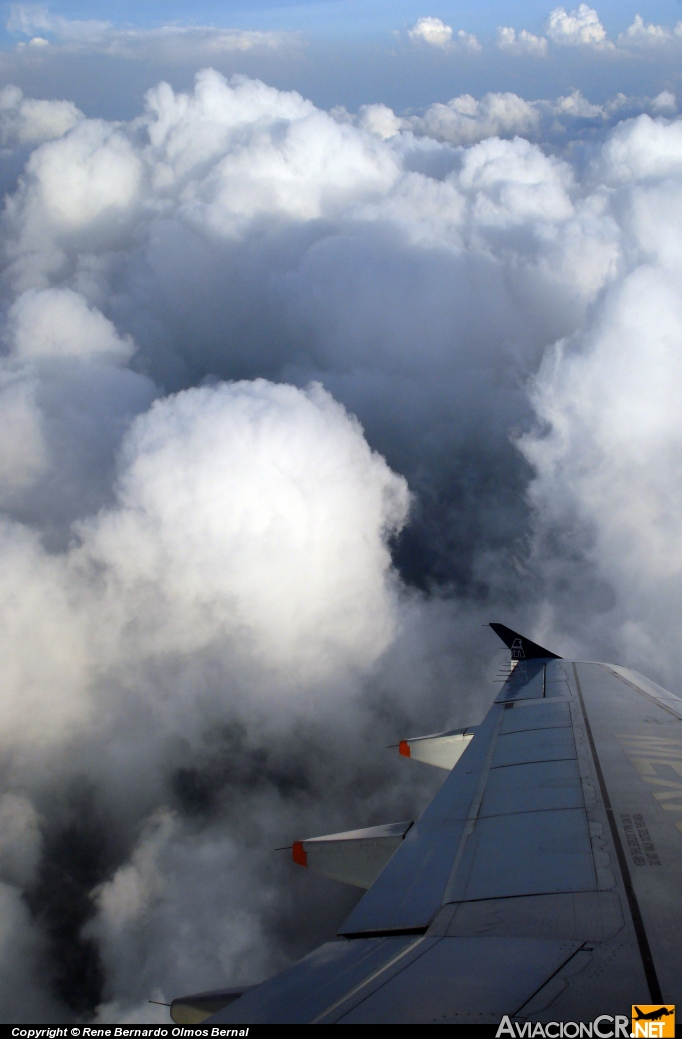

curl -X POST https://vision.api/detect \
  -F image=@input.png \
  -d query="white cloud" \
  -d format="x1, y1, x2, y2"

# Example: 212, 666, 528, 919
356, 103, 402, 139
459, 136, 574, 227
495, 7, 682, 58
7, 4, 297, 60
456, 29, 482, 53
547, 4, 610, 47
7, 288, 135, 362
85, 378, 409, 679
652, 90, 677, 115
408, 16, 453, 47
88, 810, 276, 1023
599, 113, 682, 183
496, 27, 548, 56
0, 357, 411, 755
10, 117, 142, 250
91, 810, 173, 935
617, 14, 682, 49
520, 112, 682, 679
409, 91, 541, 146
407, 17, 480, 51
0, 85, 82, 146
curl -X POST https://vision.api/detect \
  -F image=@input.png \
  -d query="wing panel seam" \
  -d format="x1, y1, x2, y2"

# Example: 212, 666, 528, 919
488, 754, 577, 770
512, 943, 586, 1018
598, 663, 682, 722
310, 936, 431, 1023
441, 706, 506, 905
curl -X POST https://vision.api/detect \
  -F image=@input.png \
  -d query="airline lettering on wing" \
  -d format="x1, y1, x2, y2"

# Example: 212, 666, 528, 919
617, 734, 682, 838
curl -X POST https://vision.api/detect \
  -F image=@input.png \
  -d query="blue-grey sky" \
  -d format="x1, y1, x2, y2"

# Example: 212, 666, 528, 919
0, 1, 679, 37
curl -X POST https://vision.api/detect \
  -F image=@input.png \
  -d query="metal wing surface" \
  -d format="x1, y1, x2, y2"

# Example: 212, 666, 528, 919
197, 630, 682, 1024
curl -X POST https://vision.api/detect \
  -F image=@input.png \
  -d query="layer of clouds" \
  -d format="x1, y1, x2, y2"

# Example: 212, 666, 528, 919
7, 5, 297, 61
1, 4, 681, 143
0, 60, 682, 1023
406, 88, 677, 148
8, 4, 682, 71
405, 7, 682, 60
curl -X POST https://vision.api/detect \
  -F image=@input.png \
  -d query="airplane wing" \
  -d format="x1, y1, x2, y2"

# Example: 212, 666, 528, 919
172, 626, 682, 1025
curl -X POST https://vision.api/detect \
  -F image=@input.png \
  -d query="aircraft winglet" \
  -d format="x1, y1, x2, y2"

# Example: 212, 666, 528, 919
489, 622, 561, 660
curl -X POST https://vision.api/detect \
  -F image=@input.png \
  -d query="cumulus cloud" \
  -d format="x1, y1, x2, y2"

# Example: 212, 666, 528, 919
651, 91, 678, 115
356, 103, 402, 140
0, 85, 82, 146
520, 116, 682, 675
407, 17, 480, 52
547, 4, 611, 47
617, 15, 682, 50
401, 5, 682, 64
6, 289, 135, 362
408, 92, 541, 146
0, 375, 408, 756
2, 60, 682, 1024
496, 27, 548, 57
0, 338, 420, 1019
455, 30, 482, 54
497, 5, 682, 58
408, 16, 453, 47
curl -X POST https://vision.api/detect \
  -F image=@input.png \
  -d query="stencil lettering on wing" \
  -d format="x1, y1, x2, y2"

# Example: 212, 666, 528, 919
617, 735, 682, 840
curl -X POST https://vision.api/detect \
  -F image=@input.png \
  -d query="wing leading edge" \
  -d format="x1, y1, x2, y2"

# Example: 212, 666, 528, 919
178, 625, 682, 1023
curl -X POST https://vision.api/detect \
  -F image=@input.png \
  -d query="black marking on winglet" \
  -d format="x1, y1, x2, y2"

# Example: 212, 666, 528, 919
489, 623, 561, 660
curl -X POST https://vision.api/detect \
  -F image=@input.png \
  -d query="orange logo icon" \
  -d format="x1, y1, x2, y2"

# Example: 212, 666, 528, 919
631, 1006, 675, 1038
